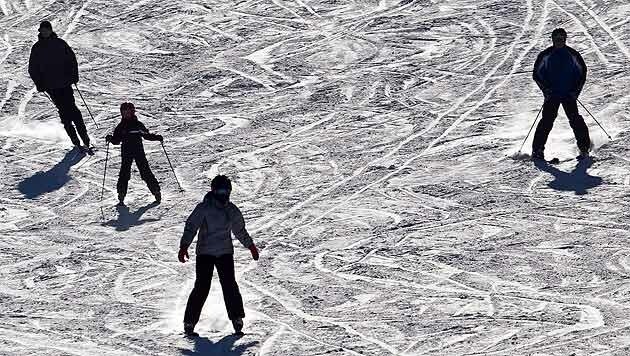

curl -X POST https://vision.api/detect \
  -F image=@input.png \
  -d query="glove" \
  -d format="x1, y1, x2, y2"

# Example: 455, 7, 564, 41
156, 135, 164, 142
568, 91, 579, 100
543, 88, 553, 100
249, 245, 259, 261
36, 84, 44, 92
105, 134, 113, 143
178, 247, 189, 263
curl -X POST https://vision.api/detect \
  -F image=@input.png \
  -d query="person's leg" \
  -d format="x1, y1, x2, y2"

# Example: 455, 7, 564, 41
532, 99, 561, 156
562, 99, 591, 152
69, 91, 90, 147
215, 254, 245, 321
183, 255, 215, 329
116, 155, 133, 203
135, 153, 161, 198
48, 88, 80, 146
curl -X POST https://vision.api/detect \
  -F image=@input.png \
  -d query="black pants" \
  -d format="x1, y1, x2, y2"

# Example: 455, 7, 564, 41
532, 97, 591, 153
47, 86, 89, 147
116, 153, 160, 198
184, 254, 245, 326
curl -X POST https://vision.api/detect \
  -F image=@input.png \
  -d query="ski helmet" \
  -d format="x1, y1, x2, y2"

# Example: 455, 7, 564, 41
211, 175, 232, 204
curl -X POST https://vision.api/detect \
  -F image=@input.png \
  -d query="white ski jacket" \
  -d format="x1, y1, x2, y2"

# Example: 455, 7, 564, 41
180, 192, 253, 256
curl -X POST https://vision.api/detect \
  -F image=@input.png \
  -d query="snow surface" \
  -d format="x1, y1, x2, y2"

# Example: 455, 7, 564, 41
2, 0, 630, 355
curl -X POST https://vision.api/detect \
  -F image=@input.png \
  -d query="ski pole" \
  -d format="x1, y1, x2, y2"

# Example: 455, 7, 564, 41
577, 98, 612, 140
101, 141, 110, 203
161, 141, 183, 191
518, 104, 544, 154
74, 84, 99, 129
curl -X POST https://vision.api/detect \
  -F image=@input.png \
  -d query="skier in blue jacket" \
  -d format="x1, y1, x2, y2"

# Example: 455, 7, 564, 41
532, 28, 591, 161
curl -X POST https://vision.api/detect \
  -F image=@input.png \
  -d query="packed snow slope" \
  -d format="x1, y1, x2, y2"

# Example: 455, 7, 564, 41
2, 0, 630, 355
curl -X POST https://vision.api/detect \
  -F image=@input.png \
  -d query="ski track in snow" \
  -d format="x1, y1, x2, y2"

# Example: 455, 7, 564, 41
2, 0, 630, 355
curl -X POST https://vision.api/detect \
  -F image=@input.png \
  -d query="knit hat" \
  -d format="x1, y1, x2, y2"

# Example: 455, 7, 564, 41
120, 102, 135, 111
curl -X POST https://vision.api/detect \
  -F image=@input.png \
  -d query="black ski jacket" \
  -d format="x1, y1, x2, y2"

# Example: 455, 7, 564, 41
533, 45, 587, 98
28, 33, 79, 91
110, 117, 161, 157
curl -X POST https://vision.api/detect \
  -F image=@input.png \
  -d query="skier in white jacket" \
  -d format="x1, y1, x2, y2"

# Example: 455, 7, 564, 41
178, 175, 259, 336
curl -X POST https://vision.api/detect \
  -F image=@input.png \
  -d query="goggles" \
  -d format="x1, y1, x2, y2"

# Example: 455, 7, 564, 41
214, 188, 231, 196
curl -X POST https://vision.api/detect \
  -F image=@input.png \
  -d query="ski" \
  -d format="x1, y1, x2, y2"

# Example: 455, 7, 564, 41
82, 145, 96, 156
74, 145, 95, 156
529, 157, 560, 165
183, 331, 199, 338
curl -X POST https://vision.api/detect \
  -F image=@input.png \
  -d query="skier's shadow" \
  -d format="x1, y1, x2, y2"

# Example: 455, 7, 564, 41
534, 158, 602, 195
102, 202, 160, 231
180, 334, 258, 355
18, 148, 86, 199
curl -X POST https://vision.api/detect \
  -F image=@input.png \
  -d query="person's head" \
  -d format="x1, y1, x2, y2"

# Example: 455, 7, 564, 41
551, 28, 567, 48
211, 175, 232, 205
120, 102, 136, 120
38, 21, 53, 38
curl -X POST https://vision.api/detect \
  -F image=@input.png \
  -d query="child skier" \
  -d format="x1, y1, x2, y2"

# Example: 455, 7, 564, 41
178, 175, 260, 337
106, 102, 162, 205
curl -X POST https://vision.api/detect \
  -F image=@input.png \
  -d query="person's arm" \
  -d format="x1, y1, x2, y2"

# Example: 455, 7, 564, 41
108, 123, 123, 145
532, 50, 550, 94
138, 121, 163, 142
178, 204, 205, 262
229, 204, 259, 260
64, 40, 79, 84
28, 45, 44, 91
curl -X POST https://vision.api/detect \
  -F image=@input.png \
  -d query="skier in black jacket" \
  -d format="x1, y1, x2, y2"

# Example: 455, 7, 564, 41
106, 102, 163, 205
532, 28, 591, 161
28, 21, 90, 150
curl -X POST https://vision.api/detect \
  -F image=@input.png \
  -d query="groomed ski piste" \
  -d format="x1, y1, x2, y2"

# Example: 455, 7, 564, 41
2, 0, 630, 355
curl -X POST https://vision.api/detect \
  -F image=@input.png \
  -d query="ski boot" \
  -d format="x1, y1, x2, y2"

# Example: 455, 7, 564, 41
531, 149, 545, 161
184, 323, 198, 337
153, 190, 161, 204
232, 318, 244, 335
117, 194, 125, 206
577, 147, 590, 161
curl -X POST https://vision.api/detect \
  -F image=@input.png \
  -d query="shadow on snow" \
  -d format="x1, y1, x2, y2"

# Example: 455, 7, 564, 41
534, 158, 602, 195
18, 148, 86, 199
180, 334, 258, 356
102, 201, 160, 231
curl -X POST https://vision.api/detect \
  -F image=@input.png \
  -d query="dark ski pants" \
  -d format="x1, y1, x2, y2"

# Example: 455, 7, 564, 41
116, 153, 160, 198
532, 97, 591, 153
184, 254, 245, 327
47, 86, 89, 147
